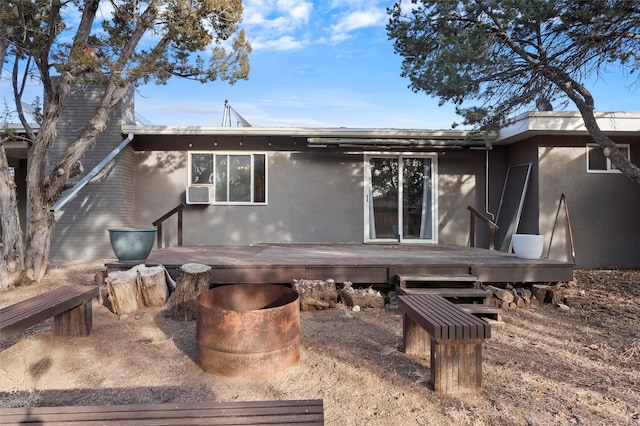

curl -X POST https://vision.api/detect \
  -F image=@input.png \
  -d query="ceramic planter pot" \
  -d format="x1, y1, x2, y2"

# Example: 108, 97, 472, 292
511, 234, 544, 259
108, 228, 156, 264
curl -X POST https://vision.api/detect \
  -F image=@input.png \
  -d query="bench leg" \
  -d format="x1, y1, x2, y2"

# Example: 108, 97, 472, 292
402, 313, 431, 354
431, 338, 483, 394
54, 301, 93, 337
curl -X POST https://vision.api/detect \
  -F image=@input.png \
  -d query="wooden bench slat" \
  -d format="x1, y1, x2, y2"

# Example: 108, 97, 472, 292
399, 295, 490, 340
425, 295, 484, 339
0, 400, 324, 425
0, 285, 99, 339
0, 286, 97, 321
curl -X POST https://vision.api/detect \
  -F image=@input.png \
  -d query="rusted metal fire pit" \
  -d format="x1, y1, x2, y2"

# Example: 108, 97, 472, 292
196, 284, 300, 378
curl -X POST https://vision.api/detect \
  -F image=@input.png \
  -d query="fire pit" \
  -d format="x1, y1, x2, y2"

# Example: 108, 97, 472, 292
196, 284, 300, 378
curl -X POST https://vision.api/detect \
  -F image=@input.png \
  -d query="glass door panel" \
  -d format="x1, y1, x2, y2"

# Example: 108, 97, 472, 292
366, 155, 435, 243
368, 157, 399, 240
402, 157, 433, 240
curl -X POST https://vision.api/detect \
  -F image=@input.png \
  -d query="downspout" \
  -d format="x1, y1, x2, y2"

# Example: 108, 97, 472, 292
50, 133, 134, 212
485, 149, 495, 221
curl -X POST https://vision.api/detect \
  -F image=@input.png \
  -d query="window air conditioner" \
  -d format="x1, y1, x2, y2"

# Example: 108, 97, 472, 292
186, 186, 212, 204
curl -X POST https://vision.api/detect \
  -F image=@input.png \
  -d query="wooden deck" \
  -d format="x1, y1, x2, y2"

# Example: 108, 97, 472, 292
114, 243, 573, 287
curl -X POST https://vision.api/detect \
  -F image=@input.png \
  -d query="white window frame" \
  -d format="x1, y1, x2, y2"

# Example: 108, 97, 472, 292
188, 151, 268, 205
586, 143, 630, 173
363, 152, 438, 244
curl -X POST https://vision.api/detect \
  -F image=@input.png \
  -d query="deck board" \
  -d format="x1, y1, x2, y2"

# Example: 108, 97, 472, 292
114, 243, 573, 285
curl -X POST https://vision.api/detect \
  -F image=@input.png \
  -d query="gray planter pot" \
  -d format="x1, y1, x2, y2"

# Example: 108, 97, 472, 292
108, 228, 157, 264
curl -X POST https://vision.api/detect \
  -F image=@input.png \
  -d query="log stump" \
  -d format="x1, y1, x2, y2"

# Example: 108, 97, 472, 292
165, 263, 212, 321
139, 265, 169, 307
105, 265, 169, 315
106, 268, 144, 315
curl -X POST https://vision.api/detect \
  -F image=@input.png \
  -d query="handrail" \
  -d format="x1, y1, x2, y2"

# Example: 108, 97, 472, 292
152, 203, 184, 249
467, 205, 499, 250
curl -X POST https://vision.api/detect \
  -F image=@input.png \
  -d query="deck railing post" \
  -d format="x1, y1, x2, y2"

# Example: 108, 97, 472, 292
466, 205, 499, 251
152, 203, 185, 249
156, 224, 163, 249
178, 209, 183, 246
469, 211, 476, 248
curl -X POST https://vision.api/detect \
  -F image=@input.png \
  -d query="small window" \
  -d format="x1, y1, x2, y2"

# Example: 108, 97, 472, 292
586, 144, 630, 173
188, 152, 267, 204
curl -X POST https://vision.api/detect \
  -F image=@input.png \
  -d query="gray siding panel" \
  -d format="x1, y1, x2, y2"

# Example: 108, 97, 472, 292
49, 82, 135, 259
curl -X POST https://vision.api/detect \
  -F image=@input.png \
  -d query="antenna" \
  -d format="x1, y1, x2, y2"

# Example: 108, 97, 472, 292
221, 100, 251, 127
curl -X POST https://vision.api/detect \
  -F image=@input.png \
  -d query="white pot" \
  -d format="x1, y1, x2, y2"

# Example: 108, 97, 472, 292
512, 234, 544, 259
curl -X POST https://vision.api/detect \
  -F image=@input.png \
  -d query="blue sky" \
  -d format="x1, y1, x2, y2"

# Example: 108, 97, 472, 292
134, 0, 638, 129
2, 0, 637, 129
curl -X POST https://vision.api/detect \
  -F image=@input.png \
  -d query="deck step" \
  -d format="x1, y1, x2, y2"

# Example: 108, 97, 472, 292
396, 287, 491, 300
395, 273, 479, 290
396, 273, 478, 282
456, 303, 503, 322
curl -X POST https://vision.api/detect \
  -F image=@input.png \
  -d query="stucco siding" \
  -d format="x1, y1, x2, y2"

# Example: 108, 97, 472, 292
539, 143, 640, 267
135, 150, 364, 246
436, 150, 487, 246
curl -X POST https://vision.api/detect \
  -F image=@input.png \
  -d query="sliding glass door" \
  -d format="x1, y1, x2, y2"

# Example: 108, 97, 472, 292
365, 155, 437, 243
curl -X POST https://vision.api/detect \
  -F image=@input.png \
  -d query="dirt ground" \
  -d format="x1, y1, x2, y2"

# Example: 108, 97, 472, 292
1, 260, 639, 426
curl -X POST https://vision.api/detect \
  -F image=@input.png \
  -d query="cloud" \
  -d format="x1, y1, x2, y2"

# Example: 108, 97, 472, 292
329, 7, 387, 43
242, 0, 313, 51
250, 35, 308, 52
243, 2, 388, 51
243, 0, 312, 31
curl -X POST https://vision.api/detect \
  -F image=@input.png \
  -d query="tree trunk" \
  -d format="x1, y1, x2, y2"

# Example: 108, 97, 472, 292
22, 202, 55, 284
0, 145, 24, 290
165, 263, 212, 321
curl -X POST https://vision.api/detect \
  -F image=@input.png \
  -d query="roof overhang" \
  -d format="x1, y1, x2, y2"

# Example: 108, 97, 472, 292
121, 125, 494, 151
496, 112, 640, 144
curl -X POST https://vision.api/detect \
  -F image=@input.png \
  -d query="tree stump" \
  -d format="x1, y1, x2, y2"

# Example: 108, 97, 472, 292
105, 265, 169, 314
165, 263, 212, 321
139, 265, 169, 307
106, 268, 144, 315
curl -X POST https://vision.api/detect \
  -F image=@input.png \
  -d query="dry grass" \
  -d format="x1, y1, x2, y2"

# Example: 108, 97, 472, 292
1, 263, 640, 425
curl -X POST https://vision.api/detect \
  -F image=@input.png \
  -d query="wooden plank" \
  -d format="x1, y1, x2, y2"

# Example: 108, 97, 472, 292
398, 295, 490, 341
53, 301, 92, 337
305, 266, 387, 283
0, 400, 324, 425
213, 267, 307, 284
472, 264, 573, 283
141, 244, 573, 286
402, 313, 431, 354
396, 274, 478, 284
0, 286, 99, 339
397, 288, 491, 299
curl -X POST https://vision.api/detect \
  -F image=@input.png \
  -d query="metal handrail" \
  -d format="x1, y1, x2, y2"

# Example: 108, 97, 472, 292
152, 203, 184, 248
467, 205, 499, 250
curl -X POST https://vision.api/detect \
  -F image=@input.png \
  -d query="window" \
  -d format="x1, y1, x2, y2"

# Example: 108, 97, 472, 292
189, 152, 267, 204
586, 144, 630, 173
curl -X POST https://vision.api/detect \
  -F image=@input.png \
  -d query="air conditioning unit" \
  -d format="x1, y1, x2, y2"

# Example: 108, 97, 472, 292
186, 186, 213, 204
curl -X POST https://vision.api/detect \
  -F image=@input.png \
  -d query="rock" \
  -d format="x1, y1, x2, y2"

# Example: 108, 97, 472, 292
339, 282, 385, 309
293, 279, 339, 311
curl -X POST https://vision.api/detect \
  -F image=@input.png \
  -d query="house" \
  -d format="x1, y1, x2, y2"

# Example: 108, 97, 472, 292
5, 83, 640, 268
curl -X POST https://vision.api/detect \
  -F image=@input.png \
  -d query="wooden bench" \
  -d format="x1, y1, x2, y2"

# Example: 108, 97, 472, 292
397, 294, 491, 394
0, 285, 99, 340
0, 399, 325, 425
